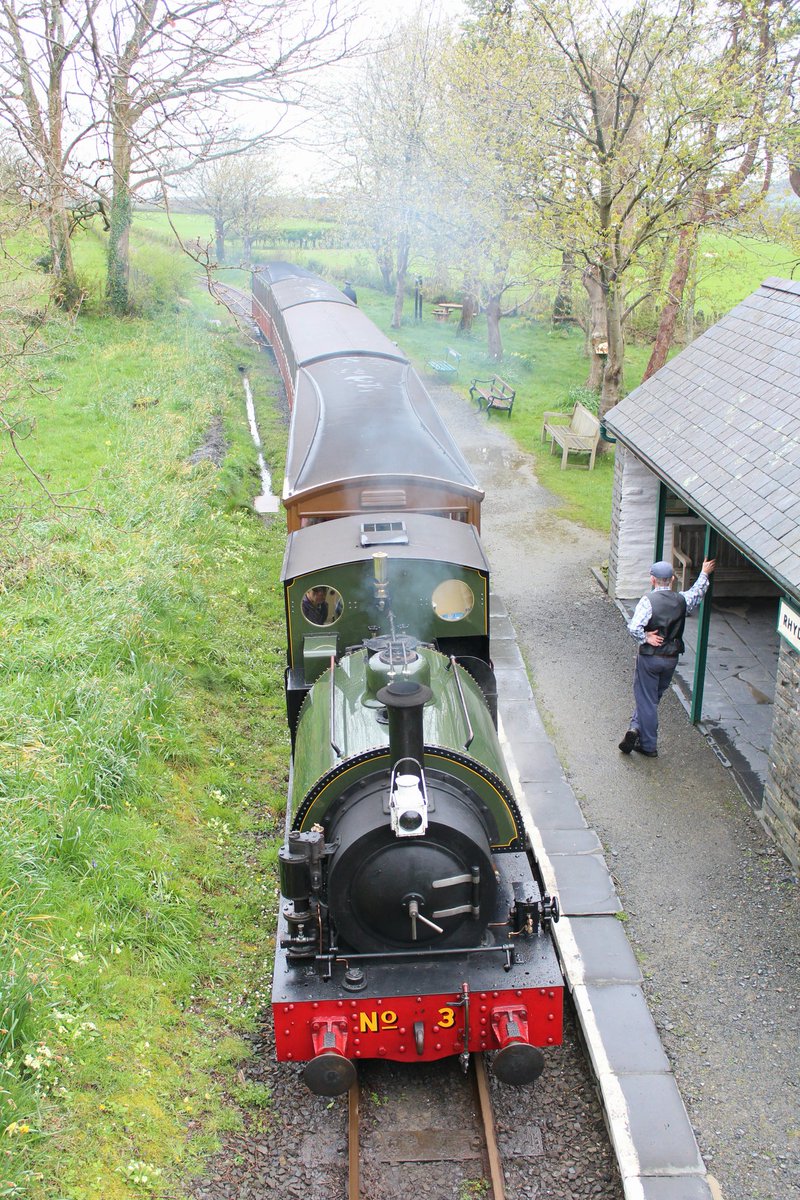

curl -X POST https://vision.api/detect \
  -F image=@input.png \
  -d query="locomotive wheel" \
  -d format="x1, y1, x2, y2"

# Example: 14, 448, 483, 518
304, 1052, 357, 1096
491, 1042, 545, 1086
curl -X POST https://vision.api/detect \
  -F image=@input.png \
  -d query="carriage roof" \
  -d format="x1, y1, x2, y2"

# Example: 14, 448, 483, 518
284, 356, 482, 500
281, 300, 407, 368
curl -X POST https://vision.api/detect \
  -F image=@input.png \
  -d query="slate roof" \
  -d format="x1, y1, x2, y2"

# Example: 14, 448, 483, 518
603, 276, 800, 600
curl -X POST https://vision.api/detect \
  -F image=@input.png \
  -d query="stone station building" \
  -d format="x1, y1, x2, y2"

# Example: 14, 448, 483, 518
603, 276, 800, 872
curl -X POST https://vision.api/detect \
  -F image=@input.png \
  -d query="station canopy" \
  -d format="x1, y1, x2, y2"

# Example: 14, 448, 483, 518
603, 277, 800, 600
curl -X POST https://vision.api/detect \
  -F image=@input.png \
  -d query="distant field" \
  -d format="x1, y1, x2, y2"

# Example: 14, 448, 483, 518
133, 210, 797, 315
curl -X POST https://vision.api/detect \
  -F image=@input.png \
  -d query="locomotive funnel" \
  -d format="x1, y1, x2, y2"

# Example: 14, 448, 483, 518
376, 678, 433, 779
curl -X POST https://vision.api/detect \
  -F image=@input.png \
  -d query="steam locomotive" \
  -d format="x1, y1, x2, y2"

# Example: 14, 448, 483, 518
254, 264, 563, 1097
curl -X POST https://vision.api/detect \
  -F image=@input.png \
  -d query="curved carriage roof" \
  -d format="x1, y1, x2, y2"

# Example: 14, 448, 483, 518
284, 357, 483, 500
282, 511, 490, 581
269, 275, 355, 311
255, 261, 407, 367
282, 301, 407, 368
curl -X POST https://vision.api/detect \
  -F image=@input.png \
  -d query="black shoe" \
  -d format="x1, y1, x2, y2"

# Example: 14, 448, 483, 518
618, 730, 638, 754
633, 744, 658, 757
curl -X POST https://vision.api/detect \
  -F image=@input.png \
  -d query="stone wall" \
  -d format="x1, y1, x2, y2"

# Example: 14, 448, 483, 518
763, 639, 800, 873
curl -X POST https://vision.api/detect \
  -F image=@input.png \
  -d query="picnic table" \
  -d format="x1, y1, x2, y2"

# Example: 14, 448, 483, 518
431, 303, 463, 320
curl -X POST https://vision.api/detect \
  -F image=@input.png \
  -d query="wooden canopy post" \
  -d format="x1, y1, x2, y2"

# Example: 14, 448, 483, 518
653, 481, 668, 561
690, 526, 718, 724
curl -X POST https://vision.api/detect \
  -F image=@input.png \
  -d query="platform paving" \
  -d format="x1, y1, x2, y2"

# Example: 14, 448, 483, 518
492, 594, 715, 1200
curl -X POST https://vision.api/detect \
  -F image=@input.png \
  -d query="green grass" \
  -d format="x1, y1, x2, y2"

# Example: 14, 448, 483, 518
0, 243, 290, 1197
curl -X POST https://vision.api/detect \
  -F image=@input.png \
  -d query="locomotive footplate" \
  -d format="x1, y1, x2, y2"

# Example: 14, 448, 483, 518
272, 851, 564, 1090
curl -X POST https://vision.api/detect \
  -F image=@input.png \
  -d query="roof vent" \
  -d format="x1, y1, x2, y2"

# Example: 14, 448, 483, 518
360, 520, 409, 547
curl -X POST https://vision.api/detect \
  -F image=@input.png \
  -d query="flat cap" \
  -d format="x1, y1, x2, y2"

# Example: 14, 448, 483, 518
650, 560, 674, 580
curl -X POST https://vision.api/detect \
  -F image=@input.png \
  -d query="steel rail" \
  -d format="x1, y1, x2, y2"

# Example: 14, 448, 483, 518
348, 1077, 360, 1200
474, 1053, 507, 1200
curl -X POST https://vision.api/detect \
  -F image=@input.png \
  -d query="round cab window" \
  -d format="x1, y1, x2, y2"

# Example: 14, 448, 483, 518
432, 579, 474, 622
301, 586, 343, 626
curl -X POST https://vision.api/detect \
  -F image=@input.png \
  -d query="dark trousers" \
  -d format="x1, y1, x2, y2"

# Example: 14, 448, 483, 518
631, 654, 678, 752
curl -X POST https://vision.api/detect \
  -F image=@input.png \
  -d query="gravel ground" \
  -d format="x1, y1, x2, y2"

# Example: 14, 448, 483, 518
191, 1010, 620, 1200
428, 382, 800, 1200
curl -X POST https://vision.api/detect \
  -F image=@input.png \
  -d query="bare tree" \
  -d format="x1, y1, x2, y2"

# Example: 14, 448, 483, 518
227, 156, 280, 266
431, 30, 548, 359
85, 0, 355, 313
0, 0, 101, 307
334, 8, 447, 328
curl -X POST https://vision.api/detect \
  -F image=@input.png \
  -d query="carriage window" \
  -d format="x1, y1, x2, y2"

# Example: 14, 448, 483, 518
432, 579, 474, 622
302, 586, 344, 626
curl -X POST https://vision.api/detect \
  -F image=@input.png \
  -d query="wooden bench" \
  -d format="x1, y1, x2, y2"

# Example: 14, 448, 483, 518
469, 375, 516, 417
541, 401, 600, 469
428, 347, 461, 377
432, 306, 449, 321
671, 524, 780, 598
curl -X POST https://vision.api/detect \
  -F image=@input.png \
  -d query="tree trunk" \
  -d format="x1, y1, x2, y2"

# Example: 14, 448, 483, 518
552, 249, 575, 323
486, 296, 503, 360
107, 139, 133, 315
242, 234, 253, 266
581, 266, 607, 391
215, 217, 226, 263
458, 295, 475, 333
643, 223, 699, 380
49, 199, 80, 308
391, 230, 410, 329
599, 279, 624, 419
377, 244, 393, 293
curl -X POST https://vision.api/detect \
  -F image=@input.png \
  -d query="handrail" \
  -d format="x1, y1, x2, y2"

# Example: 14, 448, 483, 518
449, 656, 474, 750
329, 655, 342, 757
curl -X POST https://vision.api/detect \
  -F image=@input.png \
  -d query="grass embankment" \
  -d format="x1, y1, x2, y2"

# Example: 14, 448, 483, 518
1, 284, 288, 1197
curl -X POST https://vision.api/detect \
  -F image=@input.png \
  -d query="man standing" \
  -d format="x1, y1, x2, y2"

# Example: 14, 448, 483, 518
619, 557, 716, 757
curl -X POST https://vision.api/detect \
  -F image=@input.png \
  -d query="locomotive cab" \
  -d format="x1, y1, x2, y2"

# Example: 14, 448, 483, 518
282, 512, 496, 738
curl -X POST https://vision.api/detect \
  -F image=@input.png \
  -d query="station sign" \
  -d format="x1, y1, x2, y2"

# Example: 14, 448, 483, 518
777, 598, 800, 653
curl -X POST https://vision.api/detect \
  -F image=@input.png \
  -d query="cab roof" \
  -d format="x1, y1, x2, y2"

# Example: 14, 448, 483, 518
281, 511, 490, 581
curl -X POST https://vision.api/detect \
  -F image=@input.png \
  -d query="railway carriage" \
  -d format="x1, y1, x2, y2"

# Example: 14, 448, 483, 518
252, 263, 484, 533
256, 266, 564, 1096
252, 262, 404, 407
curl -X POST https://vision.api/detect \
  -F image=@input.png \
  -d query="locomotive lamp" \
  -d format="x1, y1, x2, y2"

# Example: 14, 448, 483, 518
389, 765, 429, 838
372, 551, 389, 608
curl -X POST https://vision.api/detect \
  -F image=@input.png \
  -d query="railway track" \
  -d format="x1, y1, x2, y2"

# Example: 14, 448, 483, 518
346, 1055, 510, 1200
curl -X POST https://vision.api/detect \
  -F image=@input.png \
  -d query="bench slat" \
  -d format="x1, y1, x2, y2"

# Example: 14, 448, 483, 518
540, 401, 600, 469
469, 375, 516, 418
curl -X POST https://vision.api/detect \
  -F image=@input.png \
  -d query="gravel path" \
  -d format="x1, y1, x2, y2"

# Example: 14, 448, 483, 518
429, 382, 800, 1200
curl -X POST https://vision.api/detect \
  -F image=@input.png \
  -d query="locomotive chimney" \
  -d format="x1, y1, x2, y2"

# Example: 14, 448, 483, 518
376, 679, 433, 838
376, 679, 432, 777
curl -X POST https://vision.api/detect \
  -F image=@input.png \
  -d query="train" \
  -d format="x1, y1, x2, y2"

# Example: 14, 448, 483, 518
253, 263, 564, 1097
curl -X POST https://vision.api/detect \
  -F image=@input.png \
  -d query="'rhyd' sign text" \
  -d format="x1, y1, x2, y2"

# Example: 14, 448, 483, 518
777, 598, 800, 653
